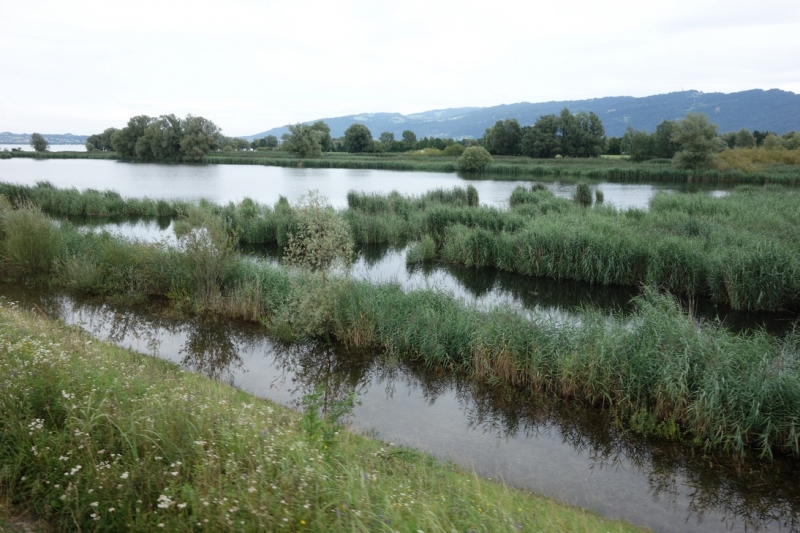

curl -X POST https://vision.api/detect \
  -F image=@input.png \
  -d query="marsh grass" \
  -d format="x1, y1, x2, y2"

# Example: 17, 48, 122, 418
573, 182, 593, 207
4, 181, 798, 311
437, 186, 800, 311
0, 182, 191, 218
0, 203, 796, 457
0, 302, 645, 533
1, 202, 62, 281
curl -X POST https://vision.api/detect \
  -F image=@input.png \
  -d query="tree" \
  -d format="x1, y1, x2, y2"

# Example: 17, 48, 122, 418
762, 133, 784, 151
137, 114, 183, 161
379, 132, 395, 145
621, 127, 655, 161
343, 124, 373, 153
606, 137, 621, 155
782, 132, 800, 150
86, 127, 118, 152
573, 111, 605, 157
180, 115, 221, 162
456, 146, 493, 172
734, 128, 756, 148
310, 121, 333, 152
652, 120, 679, 159
29, 133, 49, 152
111, 115, 153, 158
671, 113, 720, 169
483, 119, 522, 156
282, 123, 324, 158
520, 114, 560, 158
401, 130, 417, 150
752, 130, 773, 146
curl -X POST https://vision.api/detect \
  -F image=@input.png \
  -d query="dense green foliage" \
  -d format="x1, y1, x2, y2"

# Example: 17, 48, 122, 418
343, 123, 373, 153
281, 123, 324, 158
104, 114, 222, 162
484, 109, 606, 158
85, 127, 118, 151
671, 113, 723, 169
456, 146, 494, 172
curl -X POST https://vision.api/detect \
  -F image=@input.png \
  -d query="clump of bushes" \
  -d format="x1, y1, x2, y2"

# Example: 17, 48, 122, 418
456, 146, 493, 172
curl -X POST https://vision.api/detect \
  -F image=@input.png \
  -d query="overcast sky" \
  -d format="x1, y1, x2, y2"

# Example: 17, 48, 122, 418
2, 0, 798, 137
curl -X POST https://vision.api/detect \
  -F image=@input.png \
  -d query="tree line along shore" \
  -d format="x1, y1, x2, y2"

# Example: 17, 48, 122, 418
8, 109, 800, 177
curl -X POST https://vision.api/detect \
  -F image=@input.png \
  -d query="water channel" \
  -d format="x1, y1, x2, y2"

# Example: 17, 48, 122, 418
2, 284, 799, 533
1, 158, 799, 531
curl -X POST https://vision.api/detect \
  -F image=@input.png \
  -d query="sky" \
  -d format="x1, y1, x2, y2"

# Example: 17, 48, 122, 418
2, 0, 799, 137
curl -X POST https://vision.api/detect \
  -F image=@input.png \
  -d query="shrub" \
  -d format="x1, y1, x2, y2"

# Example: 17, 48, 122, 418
574, 182, 593, 207
443, 144, 466, 156
456, 146, 494, 172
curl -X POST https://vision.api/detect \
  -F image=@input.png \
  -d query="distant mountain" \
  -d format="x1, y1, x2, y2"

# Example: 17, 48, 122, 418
0, 132, 88, 145
248, 89, 800, 140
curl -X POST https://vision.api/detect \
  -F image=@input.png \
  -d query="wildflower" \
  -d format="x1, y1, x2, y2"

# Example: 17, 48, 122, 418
157, 495, 174, 509
177, 503, 187, 509
120, 472, 129, 479
108, 508, 115, 513
90, 502, 99, 507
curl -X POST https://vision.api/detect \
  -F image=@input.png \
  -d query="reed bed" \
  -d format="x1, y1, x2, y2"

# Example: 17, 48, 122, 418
0, 181, 191, 218
4, 180, 799, 311
428, 185, 800, 311
7, 150, 118, 160
0, 204, 798, 458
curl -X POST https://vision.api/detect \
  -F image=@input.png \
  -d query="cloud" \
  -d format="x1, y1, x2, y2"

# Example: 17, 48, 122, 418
0, 0, 797, 135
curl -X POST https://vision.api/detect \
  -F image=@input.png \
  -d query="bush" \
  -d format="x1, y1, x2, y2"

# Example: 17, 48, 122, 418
574, 182, 593, 207
443, 144, 466, 156
456, 146, 493, 172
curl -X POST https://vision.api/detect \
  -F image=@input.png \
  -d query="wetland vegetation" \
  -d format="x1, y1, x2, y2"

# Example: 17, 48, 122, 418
1, 302, 646, 532
0, 183, 798, 461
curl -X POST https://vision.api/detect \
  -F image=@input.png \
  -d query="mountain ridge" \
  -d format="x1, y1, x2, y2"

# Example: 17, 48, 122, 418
247, 89, 800, 140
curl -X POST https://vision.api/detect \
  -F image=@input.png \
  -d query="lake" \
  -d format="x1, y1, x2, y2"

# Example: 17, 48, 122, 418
0, 157, 737, 210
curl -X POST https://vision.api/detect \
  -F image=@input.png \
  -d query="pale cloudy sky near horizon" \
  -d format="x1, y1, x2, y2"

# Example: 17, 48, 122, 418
1, 0, 798, 137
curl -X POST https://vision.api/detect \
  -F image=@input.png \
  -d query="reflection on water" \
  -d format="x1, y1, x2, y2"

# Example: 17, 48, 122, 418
4, 284, 799, 533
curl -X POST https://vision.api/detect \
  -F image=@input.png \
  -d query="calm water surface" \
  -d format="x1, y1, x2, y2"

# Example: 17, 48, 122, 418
0, 157, 737, 210
0, 144, 86, 152
2, 285, 798, 533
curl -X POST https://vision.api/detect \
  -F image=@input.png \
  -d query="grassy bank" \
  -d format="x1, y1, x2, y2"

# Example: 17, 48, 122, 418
0, 303, 644, 533
202, 151, 800, 184
1, 202, 798, 459
6, 150, 117, 160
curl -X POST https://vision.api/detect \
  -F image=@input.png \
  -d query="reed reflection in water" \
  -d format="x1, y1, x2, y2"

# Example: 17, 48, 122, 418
4, 285, 797, 533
